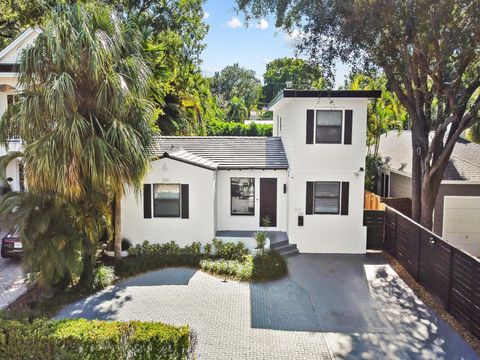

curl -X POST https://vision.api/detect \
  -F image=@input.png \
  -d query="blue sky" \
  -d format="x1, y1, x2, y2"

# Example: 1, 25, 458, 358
201, 0, 349, 88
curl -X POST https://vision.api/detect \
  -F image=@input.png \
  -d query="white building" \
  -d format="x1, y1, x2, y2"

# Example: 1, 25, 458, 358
122, 90, 381, 254
0, 30, 382, 254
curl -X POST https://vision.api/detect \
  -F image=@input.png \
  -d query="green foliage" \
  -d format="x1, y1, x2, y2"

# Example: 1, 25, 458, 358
212, 238, 249, 261
262, 57, 328, 104
210, 63, 262, 111
365, 153, 383, 192
226, 97, 249, 122
121, 238, 132, 251
92, 265, 116, 291
347, 74, 407, 156
259, 110, 273, 120
0, 318, 191, 359
254, 232, 267, 251
200, 250, 287, 282
206, 120, 272, 136
467, 117, 480, 144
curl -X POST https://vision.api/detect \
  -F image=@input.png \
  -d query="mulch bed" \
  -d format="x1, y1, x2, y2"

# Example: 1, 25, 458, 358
383, 251, 480, 354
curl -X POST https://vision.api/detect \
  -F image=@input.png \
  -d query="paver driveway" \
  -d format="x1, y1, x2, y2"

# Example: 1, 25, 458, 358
57, 253, 479, 359
0, 255, 26, 309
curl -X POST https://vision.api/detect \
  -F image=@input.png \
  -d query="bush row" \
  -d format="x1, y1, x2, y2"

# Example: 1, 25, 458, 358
113, 239, 287, 282
0, 318, 192, 360
200, 250, 288, 282
205, 120, 272, 136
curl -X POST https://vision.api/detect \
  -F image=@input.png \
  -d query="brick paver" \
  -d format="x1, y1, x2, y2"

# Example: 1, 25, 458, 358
0, 255, 26, 309
57, 254, 479, 359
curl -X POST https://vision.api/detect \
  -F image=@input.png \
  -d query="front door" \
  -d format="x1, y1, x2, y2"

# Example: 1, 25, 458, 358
259, 178, 277, 227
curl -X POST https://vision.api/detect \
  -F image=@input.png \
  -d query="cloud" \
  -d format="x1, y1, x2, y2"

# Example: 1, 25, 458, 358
284, 28, 305, 45
256, 19, 269, 30
203, 11, 210, 20
226, 16, 242, 29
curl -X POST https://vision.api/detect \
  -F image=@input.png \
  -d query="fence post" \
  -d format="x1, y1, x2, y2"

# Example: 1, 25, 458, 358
416, 227, 421, 281
447, 247, 454, 312
393, 210, 398, 257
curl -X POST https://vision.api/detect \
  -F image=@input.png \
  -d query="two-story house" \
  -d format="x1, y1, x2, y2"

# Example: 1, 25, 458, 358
121, 89, 381, 254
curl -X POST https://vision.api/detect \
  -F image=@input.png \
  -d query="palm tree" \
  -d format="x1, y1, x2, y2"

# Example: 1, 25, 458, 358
226, 96, 248, 122
0, 2, 154, 281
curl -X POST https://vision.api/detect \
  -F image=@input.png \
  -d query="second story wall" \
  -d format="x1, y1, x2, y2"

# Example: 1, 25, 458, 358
272, 97, 369, 175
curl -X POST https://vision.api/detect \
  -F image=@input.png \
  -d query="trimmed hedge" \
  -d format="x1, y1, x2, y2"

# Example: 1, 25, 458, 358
0, 318, 191, 360
206, 120, 272, 136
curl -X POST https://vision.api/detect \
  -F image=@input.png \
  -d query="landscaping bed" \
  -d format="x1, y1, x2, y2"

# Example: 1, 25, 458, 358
0, 318, 192, 359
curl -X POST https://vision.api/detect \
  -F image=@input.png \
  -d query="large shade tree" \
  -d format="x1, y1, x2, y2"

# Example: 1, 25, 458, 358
0, 2, 154, 286
262, 57, 327, 104
238, 0, 480, 229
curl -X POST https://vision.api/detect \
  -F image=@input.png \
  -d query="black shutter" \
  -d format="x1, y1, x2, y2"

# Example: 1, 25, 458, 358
306, 110, 314, 144
143, 184, 152, 218
181, 184, 189, 219
341, 182, 349, 215
344, 110, 353, 145
306, 182, 314, 215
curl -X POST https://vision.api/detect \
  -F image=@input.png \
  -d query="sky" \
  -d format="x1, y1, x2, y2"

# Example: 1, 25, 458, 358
201, 0, 349, 88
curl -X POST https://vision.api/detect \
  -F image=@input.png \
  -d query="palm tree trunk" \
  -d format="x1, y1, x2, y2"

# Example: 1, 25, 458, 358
114, 191, 122, 258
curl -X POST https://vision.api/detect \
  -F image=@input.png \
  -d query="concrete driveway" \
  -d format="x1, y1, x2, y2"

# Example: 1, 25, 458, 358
57, 253, 478, 359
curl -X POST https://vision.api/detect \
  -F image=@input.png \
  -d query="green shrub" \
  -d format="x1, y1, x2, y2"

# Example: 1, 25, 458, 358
212, 238, 249, 260
92, 265, 116, 291
200, 250, 287, 282
0, 318, 192, 359
206, 120, 272, 136
121, 238, 132, 251
254, 232, 267, 251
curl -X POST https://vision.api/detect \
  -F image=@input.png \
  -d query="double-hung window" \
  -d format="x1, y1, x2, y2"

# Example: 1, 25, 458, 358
231, 177, 255, 215
153, 184, 181, 217
315, 110, 342, 144
314, 181, 340, 214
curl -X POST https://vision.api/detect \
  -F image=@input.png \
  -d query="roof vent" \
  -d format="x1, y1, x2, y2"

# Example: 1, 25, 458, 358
399, 162, 407, 170
384, 156, 391, 164
285, 81, 293, 89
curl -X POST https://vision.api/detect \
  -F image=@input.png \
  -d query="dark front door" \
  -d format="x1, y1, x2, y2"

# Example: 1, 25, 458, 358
259, 178, 277, 227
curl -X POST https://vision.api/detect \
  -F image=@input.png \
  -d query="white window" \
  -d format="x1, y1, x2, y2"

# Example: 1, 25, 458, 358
314, 181, 340, 214
231, 177, 255, 215
316, 110, 342, 144
153, 184, 181, 217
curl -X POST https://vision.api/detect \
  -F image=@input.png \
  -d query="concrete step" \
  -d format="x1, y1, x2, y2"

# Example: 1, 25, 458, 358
270, 239, 289, 250
279, 248, 299, 257
273, 243, 299, 257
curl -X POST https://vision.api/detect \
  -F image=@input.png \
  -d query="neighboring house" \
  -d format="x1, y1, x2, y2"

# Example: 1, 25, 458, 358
122, 90, 381, 253
377, 130, 480, 256
0, 28, 40, 192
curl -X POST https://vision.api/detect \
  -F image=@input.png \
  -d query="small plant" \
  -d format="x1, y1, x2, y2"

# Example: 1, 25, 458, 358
261, 215, 271, 228
255, 231, 267, 252
203, 243, 212, 256
92, 265, 116, 290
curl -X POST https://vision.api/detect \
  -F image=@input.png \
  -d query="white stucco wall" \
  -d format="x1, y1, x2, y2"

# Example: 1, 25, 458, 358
121, 158, 216, 247
215, 169, 288, 232
273, 97, 369, 253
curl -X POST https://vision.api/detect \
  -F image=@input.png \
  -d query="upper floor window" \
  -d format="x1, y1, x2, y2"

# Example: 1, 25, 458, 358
153, 183, 181, 217
231, 177, 255, 215
316, 110, 342, 144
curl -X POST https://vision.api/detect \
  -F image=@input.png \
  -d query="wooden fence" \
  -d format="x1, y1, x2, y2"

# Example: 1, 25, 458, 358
383, 205, 480, 339
364, 191, 385, 210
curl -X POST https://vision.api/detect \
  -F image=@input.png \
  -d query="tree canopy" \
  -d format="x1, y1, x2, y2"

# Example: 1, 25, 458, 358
238, 0, 480, 228
262, 57, 327, 104
210, 63, 261, 111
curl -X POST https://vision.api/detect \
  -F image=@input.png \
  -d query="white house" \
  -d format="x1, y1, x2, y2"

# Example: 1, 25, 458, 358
122, 90, 381, 254
0, 30, 381, 254
0, 28, 41, 192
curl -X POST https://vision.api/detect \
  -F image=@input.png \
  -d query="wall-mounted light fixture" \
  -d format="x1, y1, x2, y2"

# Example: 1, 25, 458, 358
354, 167, 365, 176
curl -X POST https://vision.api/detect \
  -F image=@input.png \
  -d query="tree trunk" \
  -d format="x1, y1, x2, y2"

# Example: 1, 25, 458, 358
79, 238, 96, 289
114, 191, 122, 258
410, 128, 424, 223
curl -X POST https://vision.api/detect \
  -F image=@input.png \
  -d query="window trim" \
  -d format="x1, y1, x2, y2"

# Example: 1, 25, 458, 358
230, 177, 255, 216
314, 109, 344, 144
313, 181, 341, 215
153, 183, 182, 218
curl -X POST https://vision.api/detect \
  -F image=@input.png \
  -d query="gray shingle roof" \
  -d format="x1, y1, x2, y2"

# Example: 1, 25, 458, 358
378, 130, 480, 181
149, 136, 289, 170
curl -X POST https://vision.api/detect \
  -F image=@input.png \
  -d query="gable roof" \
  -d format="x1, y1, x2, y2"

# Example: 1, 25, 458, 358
378, 130, 480, 182
149, 136, 289, 170
268, 89, 382, 109
0, 28, 40, 64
